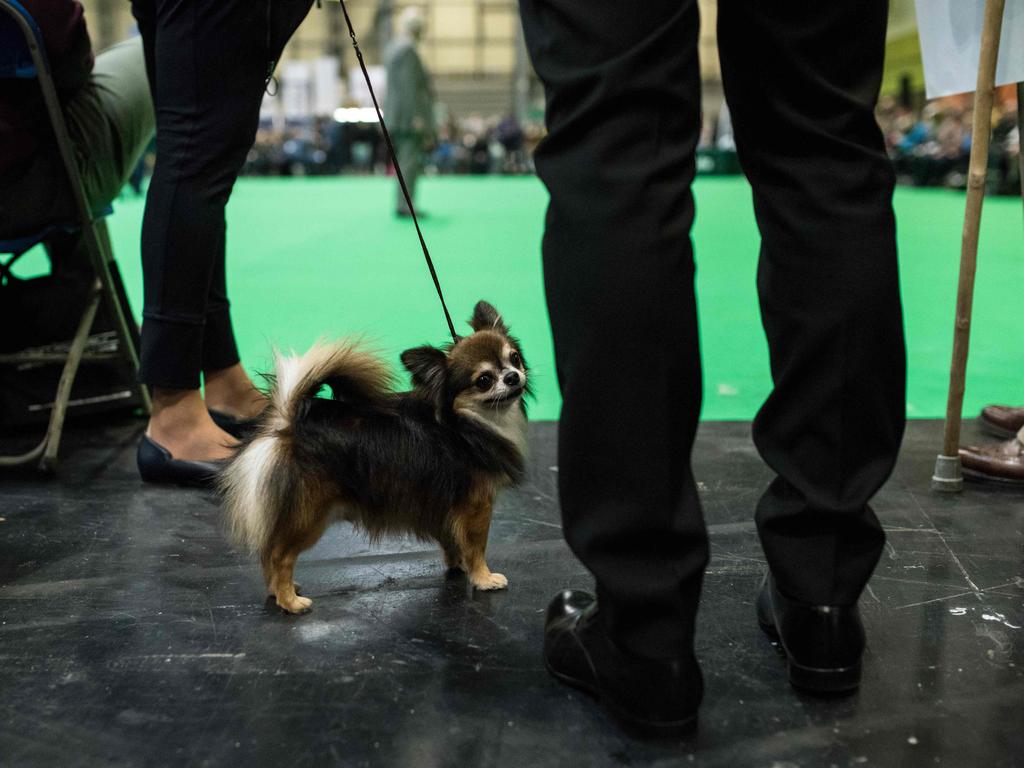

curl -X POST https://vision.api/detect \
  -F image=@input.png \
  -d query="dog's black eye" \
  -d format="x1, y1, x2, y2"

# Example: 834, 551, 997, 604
475, 374, 494, 391
510, 351, 522, 368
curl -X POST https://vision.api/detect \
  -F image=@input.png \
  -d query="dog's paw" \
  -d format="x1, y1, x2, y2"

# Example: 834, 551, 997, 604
268, 582, 302, 596
276, 594, 313, 614
471, 571, 508, 591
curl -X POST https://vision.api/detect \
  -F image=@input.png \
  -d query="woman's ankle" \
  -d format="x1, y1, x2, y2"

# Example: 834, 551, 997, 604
149, 388, 207, 429
203, 364, 267, 420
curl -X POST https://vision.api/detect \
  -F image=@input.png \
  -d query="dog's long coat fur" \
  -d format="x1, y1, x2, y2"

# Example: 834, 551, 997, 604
220, 321, 527, 613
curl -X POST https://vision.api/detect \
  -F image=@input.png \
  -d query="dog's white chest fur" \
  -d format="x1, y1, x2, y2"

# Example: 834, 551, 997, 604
465, 403, 527, 457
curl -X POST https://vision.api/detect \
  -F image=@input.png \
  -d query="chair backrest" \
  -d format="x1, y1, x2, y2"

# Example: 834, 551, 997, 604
0, 0, 46, 79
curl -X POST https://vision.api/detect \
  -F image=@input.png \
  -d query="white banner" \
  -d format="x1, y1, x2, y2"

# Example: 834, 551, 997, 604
282, 61, 313, 120
313, 57, 342, 117
915, 0, 1024, 99
348, 65, 387, 109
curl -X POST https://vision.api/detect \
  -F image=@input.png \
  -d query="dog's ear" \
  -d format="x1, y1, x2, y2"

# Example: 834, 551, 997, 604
469, 300, 508, 334
401, 345, 447, 389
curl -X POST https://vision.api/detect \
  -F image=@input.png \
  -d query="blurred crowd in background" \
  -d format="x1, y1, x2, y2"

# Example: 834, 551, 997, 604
241, 112, 543, 177
126, 99, 1021, 195
877, 96, 1021, 194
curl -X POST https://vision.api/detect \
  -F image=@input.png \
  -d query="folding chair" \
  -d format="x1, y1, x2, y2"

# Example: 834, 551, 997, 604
0, 0, 150, 472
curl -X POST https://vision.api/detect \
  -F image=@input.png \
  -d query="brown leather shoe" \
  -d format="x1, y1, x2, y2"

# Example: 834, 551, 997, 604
959, 438, 1024, 485
979, 405, 1024, 439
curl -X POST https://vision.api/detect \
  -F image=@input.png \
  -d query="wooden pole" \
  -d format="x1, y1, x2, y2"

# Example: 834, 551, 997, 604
933, 0, 1007, 491
1018, 81, 1023, 222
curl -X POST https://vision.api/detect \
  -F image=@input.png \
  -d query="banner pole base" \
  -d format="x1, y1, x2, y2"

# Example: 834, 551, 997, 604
932, 454, 964, 493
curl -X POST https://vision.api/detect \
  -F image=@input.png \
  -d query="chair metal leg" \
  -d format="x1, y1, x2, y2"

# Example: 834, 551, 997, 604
0, 280, 102, 469
97, 221, 141, 345
0, 436, 48, 468
89, 219, 151, 415
37, 280, 103, 473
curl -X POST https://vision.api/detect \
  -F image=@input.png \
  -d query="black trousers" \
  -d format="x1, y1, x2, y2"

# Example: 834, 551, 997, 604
131, 0, 312, 389
519, 0, 906, 658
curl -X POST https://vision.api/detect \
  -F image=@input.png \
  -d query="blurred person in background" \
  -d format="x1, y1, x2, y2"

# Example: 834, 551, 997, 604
991, 101, 1021, 194
496, 114, 525, 172
384, 6, 435, 218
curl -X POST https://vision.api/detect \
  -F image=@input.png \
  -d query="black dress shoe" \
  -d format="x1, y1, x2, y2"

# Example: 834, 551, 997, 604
137, 434, 228, 488
958, 437, 1024, 485
208, 408, 261, 440
979, 405, 1024, 439
757, 575, 864, 694
544, 590, 701, 738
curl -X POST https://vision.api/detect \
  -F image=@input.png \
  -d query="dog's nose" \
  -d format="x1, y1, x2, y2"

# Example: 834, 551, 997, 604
504, 371, 521, 387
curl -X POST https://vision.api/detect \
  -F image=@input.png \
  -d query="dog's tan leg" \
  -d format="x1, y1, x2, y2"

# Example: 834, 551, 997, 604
267, 513, 328, 614
268, 543, 310, 614
263, 553, 301, 596
455, 500, 507, 591
438, 529, 465, 572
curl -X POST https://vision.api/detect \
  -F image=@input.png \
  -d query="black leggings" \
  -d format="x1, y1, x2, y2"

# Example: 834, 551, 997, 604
131, 0, 312, 389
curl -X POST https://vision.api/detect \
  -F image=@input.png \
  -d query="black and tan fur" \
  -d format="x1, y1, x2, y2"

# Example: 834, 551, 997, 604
219, 301, 528, 614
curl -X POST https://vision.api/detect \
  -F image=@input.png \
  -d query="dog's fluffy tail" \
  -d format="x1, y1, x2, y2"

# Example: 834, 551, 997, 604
219, 340, 392, 556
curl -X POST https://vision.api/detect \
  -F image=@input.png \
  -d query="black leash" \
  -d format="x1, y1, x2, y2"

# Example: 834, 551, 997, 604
333, 0, 460, 344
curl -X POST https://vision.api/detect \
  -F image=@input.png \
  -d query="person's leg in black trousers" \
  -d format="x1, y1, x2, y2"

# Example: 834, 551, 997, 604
519, 0, 707, 734
717, 0, 905, 645
717, 0, 905, 693
130, 0, 311, 475
521, 0, 905, 733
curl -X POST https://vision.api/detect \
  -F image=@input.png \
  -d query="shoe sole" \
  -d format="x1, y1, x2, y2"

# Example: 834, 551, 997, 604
758, 619, 861, 695
139, 470, 219, 489
978, 419, 1020, 440
961, 466, 1024, 486
544, 659, 698, 739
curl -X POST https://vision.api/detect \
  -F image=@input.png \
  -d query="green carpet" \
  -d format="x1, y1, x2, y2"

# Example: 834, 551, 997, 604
16, 176, 1024, 421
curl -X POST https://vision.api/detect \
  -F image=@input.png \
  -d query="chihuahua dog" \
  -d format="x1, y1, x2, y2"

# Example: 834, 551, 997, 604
219, 301, 528, 614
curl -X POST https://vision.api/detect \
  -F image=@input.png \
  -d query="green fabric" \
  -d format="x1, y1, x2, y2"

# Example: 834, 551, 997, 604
16, 175, 1021, 422
0, 37, 152, 235
68, 37, 154, 210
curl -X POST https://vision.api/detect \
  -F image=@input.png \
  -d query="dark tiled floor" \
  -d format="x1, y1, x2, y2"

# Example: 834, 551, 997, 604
1, 418, 1022, 767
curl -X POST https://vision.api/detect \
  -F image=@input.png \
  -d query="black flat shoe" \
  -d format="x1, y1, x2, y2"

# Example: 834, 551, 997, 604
208, 408, 261, 439
757, 574, 864, 694
137, 434, 228, 488
544, 590, 701, 738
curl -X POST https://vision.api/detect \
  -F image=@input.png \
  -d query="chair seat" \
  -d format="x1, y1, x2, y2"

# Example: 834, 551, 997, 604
0, 205, 114, 256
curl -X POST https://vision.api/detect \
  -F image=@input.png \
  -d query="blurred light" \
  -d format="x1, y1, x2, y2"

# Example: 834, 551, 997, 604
333, 107, 379, 123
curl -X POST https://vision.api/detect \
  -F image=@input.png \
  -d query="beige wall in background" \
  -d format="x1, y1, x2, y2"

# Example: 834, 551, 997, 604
887, 0, 919, 39
79, 0, 722, 81
77, 0, 912, 116
78, 1, 513, 77
699, 0, 720, 83
79, 0, 135, 50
